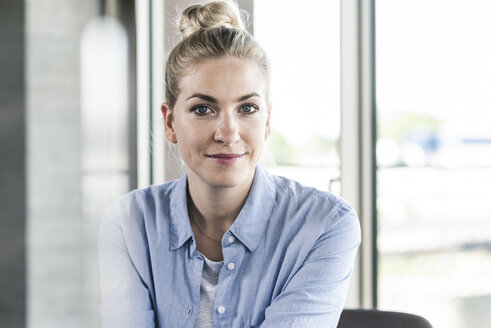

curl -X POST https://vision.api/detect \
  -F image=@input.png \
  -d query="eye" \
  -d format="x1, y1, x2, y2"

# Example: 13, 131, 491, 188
240, 104, 259, 114
192, 105, 212, 116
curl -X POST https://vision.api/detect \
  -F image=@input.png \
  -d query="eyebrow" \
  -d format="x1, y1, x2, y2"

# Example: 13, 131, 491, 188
186, 93, 218, 103
237, 93, 261, 102
186, 92, 261, 103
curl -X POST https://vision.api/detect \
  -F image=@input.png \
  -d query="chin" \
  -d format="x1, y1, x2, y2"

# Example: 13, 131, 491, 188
185, 157, 258, 190
204, 170, 251, 189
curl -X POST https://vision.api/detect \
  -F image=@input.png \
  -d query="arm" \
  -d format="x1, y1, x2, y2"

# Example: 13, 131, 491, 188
259, 204, 361, 328
98, 201, 156, 328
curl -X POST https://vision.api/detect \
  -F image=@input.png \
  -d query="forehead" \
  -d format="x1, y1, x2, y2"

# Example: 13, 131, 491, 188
178, 56, 267, 100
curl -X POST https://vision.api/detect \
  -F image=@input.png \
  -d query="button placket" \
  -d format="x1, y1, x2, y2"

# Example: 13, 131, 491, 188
214, 233, 244, 325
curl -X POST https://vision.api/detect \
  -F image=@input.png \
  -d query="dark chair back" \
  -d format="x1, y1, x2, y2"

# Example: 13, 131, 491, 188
337, 309, 433, 328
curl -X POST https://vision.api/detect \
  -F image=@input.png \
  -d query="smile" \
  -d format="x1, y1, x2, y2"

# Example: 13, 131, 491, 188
207, 153, 245, 165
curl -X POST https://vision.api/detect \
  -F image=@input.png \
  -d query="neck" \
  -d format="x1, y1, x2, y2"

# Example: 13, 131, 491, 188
186, 170, 255, 233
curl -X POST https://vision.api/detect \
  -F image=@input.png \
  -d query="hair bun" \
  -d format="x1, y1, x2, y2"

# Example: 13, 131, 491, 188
179, 1, 246, 39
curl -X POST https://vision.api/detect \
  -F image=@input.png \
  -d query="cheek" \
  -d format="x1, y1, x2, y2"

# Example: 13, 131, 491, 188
250, 117, 269, 140
174, 116, 202, 141
243, 122, 267, 148
174, 120, 211, 156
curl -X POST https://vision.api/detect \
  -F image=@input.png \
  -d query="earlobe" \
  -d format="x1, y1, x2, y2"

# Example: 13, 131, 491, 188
162, 103, 178, 144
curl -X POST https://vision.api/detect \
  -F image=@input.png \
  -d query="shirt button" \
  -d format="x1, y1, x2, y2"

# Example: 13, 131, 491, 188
186, 307, 192, 316
227, 236, 235, 244
227, 262, 235, 270
217, 306, 226, 314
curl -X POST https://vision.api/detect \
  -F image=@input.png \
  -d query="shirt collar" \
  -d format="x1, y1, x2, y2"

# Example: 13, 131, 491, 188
168, 165, 277, 253
229, 165, 276, 252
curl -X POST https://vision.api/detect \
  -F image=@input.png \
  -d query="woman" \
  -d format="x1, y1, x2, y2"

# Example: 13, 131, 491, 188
99, 1, 361, 327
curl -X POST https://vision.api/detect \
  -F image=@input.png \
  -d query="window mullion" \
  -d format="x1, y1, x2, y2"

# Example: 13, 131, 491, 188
340, 0, 377, 309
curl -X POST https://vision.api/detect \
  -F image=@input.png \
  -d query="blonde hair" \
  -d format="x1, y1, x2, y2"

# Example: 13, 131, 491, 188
165, 0, 270, 108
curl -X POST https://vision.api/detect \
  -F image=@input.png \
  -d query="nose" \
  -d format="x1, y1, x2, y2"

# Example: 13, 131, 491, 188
214, 112, 240, 145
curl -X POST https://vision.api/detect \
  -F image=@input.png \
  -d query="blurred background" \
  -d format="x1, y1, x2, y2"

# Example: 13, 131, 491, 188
1, 0, 490, 327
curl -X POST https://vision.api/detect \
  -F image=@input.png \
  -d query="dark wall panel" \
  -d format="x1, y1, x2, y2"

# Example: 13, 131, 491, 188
0, 0, 26, 327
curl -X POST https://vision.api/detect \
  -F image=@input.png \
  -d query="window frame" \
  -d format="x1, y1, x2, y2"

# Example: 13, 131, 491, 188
340, 0, 377, 308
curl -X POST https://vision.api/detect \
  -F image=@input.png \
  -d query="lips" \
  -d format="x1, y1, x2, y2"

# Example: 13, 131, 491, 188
207, 153, 245, 164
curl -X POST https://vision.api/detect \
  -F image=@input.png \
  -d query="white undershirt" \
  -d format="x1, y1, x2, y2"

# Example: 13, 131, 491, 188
194, 254, 223, 328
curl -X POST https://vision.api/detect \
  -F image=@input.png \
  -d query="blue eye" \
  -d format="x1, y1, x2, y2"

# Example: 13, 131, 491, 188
192, 105, 211, 116
241, 104, 258, 114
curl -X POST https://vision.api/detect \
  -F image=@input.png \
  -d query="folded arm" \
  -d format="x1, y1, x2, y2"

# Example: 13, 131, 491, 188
98, 203, 156, 328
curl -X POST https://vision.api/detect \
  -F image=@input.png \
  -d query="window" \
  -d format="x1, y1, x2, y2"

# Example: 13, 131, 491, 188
376, 1, 491, 327
254, 0, 341, 193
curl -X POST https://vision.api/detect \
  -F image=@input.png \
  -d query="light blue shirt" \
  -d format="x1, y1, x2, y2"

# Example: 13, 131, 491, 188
99, 165, 361, 328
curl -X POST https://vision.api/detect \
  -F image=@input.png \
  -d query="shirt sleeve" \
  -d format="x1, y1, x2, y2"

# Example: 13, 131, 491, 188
98, 200, 156, 328
258, 202, 361, 328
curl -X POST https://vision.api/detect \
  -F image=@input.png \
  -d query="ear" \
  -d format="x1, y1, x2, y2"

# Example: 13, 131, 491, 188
264, 107, 272, 140
162, 103, 178, 144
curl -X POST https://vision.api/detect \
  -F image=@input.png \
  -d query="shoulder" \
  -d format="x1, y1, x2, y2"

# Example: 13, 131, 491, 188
258, 172, 360, 277
101, 179, 179, 235
270, 173, 360, 235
